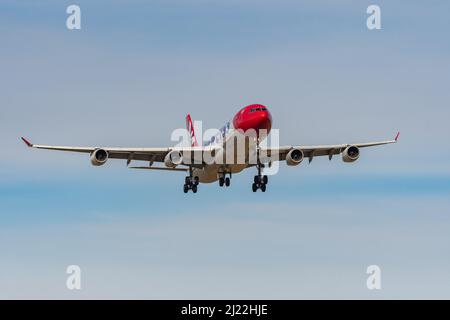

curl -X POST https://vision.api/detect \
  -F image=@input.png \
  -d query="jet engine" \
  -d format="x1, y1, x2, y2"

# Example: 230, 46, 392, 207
90, 148, 108, 166
342, 146, 360, 162
164, 150, 183, 168
286, 148, 304, 166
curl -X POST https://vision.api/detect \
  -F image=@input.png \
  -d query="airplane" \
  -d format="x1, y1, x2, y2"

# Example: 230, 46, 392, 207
21, 104, 399, 194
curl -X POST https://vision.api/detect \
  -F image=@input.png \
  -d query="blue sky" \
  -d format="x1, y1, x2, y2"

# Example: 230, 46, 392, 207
1, 0, 450, 298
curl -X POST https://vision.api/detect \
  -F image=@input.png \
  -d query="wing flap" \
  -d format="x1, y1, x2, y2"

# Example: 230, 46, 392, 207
129, 166, 188, 172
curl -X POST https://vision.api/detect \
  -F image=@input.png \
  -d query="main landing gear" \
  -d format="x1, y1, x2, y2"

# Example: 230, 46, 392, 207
252, 165, 268, 192
183, 167, 199, 193
218, 173, 231, 188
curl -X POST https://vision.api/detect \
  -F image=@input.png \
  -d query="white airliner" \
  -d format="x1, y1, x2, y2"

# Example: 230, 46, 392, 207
21, 104, 399, 193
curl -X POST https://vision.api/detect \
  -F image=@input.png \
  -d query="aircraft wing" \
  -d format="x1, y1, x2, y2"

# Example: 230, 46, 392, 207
20, 137, 208, 166
264, 132, 400, 163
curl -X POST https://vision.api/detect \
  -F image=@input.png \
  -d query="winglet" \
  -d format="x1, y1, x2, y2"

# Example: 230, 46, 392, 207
394, 131, 400, 142
21, 137, 33, 147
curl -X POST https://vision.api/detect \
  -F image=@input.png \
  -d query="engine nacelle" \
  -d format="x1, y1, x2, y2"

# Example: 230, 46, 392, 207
90, 148, 108, 166
164, 150, 183, 168
286, 148, 304, 166
342, 146, 360, 163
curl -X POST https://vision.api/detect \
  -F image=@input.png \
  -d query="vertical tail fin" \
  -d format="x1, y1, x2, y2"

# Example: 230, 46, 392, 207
185, 114, 198, 147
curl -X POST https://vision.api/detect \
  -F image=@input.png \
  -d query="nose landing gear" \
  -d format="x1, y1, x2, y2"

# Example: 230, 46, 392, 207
218, 172, 231, 188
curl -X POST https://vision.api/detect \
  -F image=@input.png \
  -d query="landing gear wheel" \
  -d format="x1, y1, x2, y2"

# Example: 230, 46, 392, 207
253, 166, 268, 192
219, 177, 225, 187
225, 177, 230, 187
183, 167, 199, 193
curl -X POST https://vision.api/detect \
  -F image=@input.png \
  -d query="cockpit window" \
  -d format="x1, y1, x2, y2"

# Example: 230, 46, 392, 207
250, 107, 267, 113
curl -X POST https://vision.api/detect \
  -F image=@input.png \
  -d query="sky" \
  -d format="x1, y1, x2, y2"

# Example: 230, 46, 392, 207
0, 0, 450, 299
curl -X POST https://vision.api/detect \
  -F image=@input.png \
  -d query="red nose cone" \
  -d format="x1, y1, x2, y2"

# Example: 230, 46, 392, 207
233, 104, 272, 135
